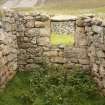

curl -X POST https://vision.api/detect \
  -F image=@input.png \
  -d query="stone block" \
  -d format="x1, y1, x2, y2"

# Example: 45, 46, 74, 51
26, 47, 43, 56
26, 28, 40, 37
101, 21, 105, 27
96, 50, 105, 58
17, 24, 25, 32
58, 51, 64, 57
50, 57, 67, 64
99, 65, 105, 77
18, 60, 27, 65
31, 37, 37, 44
76, 19, 84, 27
24, 16, 34, 20
64, 62, 75, 69
4, 23, 12, 32
8, 61, 17, 70
92, 64, 99, 76
26, 20, 35, 28
25, 64, 40, 71
40, 28, 50, 37
76, 48, 88, 59
2, 17, 15, 24
7, 54, 17, 62
79, 59, 89, 65
76, 27, 85, 34
92, 19, 102, 26
34, 57, 43, 64
43, 50, 58, 57
92, 25, 103, 34
37, 37, 50, 46
79, 39, 88, 46
0, 52, 2, 58
35, 15, 49, 22
23, 37, 29, 42
27, 59, 34, 63
71, 58, 78, 63
35, 21, 45, 28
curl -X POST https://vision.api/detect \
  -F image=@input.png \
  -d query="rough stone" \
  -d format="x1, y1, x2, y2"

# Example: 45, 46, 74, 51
26, 28, 40, 37
37, 37, 50, 46
31, 37, 37, 44
79, 59, 89, 65
35, 21, 45, 28
43, 50, 58, 57
96, 50, 105, 58
40, 28, 50, 37
35, 15, 49, 21
26, 20, 35, 28
76, 19, 84, 27
92, 25, 103, 34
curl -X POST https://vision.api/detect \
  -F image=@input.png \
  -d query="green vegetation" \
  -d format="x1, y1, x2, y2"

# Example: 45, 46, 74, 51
0, 72, 31, 105
0, 65, 105, 105
51, 33, 74, 46
45, 0, 105, 9
1, 0, 105, 16
13, 0, 105, 16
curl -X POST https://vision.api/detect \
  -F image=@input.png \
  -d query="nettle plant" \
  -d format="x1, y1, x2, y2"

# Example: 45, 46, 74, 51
20, 63, 100, 105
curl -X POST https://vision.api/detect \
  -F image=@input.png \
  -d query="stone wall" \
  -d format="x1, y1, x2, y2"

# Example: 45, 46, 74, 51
51, 16, 76, 35
86, 18, 105, 93
74, 16, 105, 93
1, 10, 105, 94
0, 25, 17, 88
2, 11, 89, 71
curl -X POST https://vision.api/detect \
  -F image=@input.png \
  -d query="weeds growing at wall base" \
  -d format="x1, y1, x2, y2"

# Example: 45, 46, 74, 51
0, 64, 105, 105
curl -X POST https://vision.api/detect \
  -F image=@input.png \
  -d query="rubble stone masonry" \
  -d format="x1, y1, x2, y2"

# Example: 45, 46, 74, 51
1, 10, 105, 94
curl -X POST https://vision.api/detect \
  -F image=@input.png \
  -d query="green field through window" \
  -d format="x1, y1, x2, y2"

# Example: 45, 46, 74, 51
51, 32, 74, 46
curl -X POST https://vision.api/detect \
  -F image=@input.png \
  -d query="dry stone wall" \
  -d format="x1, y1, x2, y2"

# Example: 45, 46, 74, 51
0, 25, 17, 88
51, 16, 76, 35
73, 16, 105, 93
86, 18, 105, 93
1, 10, 105, 94
3, 11, 89, 71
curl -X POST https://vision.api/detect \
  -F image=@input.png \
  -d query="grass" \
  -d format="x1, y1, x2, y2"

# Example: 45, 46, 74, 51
1, 0, 105, 16
13, 7, 105, 20
0, 67, 105, 105
51, 33, 74, 46
45, 0, 105, 9
1, 0, 105, 19
0, 71, 31, 105
13, 0, 105, 16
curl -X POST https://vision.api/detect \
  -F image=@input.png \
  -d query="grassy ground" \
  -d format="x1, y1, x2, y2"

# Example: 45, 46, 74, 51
1, 0, 105, 18
51, 33, 74, 46
0, 72, 31, 105
0, 70, 105, 105
46, 0, 105, 9
13, 0, 105, 17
